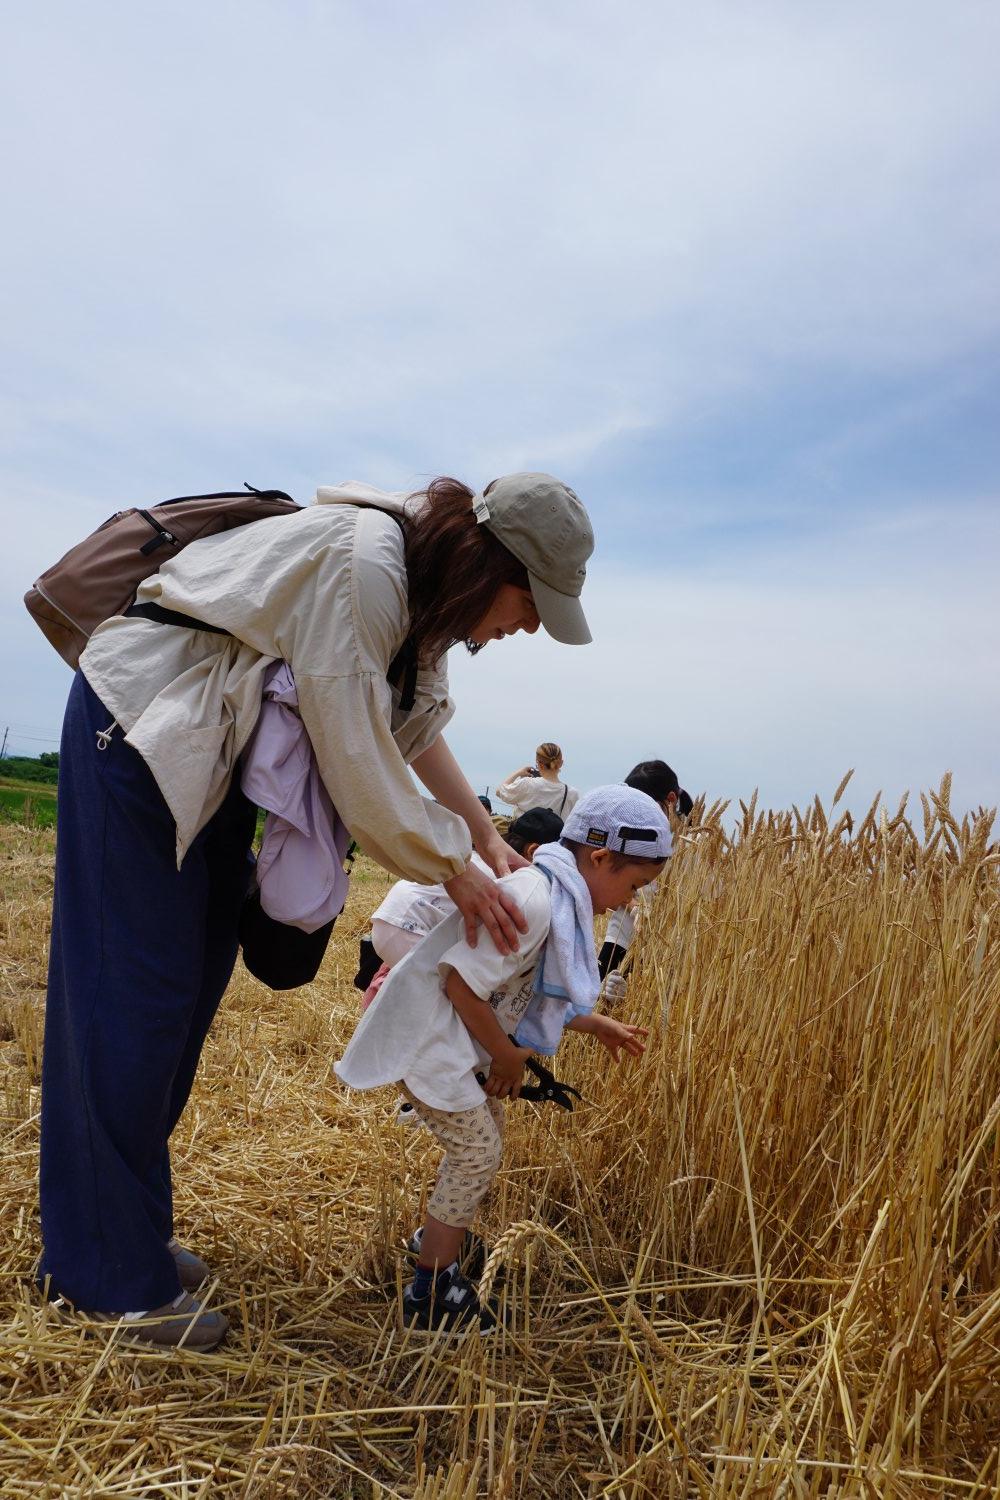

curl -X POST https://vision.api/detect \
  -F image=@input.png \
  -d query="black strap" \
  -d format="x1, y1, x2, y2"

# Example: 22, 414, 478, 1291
387, 636, 418, 713
615, 825, 659, 845
159, 483, 296, 508
128, 600, 416, 710
351, 502, 418, 713
126, 602, 230, 635
128, 497, 420, 711
137, 509, 181, 556
559, 784, 569, 815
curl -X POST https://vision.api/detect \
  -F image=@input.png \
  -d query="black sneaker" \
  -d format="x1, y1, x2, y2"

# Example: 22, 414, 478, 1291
405, 1226, 499, 1284
401, 1266, 496, 1334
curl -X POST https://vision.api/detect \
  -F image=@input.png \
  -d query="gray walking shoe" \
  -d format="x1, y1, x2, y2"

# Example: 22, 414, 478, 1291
168, 1237, 210, 1291
96, 1291, 229, 1350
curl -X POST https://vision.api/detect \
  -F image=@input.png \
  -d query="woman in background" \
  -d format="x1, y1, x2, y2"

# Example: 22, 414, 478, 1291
496, 741, 578, 819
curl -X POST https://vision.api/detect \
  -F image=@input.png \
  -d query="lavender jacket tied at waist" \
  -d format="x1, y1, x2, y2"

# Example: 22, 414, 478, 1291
241, 662, 351, 933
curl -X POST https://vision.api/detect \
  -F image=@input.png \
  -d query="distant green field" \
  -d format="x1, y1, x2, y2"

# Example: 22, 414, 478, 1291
0, 779, 267, 839
0, 779, 58, 829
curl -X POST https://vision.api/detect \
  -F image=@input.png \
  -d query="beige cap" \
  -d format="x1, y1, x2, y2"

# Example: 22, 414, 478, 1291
472, 472, 594, 644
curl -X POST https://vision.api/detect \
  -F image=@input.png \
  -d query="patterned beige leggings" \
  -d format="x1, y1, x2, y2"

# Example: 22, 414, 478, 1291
400, 1086, 505, 1228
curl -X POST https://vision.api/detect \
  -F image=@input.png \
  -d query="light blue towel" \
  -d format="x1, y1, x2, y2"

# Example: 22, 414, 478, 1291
514, 842, 601, 1055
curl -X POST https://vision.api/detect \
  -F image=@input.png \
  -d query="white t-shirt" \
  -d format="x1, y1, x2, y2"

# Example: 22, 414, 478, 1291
495, 775, 579, 818
336, 865, 552, 1112
371, 852, 491, 946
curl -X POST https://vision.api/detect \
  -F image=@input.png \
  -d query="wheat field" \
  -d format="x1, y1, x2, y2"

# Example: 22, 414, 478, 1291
1, 773, 998, 1497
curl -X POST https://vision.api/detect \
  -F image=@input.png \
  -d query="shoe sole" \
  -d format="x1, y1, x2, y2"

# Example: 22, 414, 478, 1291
401, 1310, 497, 1338
120, 1326, 228, 1352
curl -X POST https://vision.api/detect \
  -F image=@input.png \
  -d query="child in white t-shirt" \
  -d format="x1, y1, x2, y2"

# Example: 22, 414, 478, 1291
363, 806, 566, 1000
336, 785, 670, 1333
363, 808, 566, 1127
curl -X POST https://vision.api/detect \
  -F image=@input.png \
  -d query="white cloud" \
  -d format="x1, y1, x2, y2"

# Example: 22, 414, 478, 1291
1, 1, 997, 812
448, 501, 1000, 817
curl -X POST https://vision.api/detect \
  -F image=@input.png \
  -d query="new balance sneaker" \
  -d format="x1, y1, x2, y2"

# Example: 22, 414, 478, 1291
405, 1225, 494, 1282
401, 1265, 496, 1334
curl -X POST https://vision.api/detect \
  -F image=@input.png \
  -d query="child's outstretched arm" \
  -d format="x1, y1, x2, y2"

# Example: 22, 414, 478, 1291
566, 1012, 648, 1061
444, 969, 534, 1099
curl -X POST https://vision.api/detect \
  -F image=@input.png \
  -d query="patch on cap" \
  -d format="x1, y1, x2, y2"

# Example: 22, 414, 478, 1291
584, 826, 608, 848
471, 493, 491, 525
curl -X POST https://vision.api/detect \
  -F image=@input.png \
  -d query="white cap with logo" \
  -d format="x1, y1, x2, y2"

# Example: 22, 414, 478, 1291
561, 784, 673, 862
471, 472, 595, 645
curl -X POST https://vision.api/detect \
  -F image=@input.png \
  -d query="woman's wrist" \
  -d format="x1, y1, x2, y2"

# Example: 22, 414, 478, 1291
473, 823, 501, 854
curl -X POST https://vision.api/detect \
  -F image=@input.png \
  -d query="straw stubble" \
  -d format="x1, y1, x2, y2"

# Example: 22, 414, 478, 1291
1, 774, 998, 1496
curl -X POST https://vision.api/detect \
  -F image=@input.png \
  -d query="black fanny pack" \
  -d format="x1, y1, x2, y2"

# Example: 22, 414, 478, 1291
237, 888, 335, 991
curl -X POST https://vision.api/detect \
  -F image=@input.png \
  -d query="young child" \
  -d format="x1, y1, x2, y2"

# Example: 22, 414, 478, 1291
367, 807, 565, 983
335, 785, 670, 1332
361, 807, 565, 1126
598, 760, 691, 995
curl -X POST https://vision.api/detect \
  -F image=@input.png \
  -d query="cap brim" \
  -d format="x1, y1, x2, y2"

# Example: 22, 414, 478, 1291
529, 574, 592, 645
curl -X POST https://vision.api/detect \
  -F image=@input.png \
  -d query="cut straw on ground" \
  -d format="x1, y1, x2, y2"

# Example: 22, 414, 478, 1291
1, 774, 998, 1495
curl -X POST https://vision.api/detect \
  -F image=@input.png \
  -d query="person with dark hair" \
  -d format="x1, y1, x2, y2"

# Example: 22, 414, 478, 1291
496, 741, 578, 817
598, 759, 692, 991
39, 471, 593, 1349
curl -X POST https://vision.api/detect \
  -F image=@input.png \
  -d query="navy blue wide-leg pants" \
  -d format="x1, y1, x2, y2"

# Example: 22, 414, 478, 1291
39, 672, 256, 1312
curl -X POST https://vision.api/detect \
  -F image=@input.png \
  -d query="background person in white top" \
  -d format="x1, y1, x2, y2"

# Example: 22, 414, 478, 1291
38, 471, 594, 1351
599, 759, 693, 1000
496, 741, 579, 818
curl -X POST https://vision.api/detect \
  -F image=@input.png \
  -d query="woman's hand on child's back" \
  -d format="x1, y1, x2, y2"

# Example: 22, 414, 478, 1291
483, 1042, 533, 1099
445, 862, 528, 954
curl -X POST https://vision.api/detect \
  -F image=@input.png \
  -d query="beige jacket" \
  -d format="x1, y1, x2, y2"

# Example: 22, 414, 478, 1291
80, 483, 472, 880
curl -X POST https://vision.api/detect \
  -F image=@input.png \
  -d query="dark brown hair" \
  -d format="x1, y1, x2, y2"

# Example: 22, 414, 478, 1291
403, 476, 529, 663
625, 759, 694, 817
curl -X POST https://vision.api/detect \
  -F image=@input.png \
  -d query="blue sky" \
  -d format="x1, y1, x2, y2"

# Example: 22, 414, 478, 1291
2, 1, 998, 817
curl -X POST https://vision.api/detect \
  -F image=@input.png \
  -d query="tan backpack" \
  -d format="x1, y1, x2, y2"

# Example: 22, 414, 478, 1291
24, 484, 299, 669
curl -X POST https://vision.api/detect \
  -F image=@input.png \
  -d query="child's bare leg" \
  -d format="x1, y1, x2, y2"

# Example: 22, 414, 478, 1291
400, 1090, 504, 1272
415, 1215, 467, 1271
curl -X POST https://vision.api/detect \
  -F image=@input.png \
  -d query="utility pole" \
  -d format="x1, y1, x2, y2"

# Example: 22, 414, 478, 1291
0, 726, 8, 760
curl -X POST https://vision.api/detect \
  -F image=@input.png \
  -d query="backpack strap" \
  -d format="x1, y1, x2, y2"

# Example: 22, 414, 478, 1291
127, 499, 421, 711
126, 602, 229, 635
387, 635, 418, 713
351, 502, 419, 713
